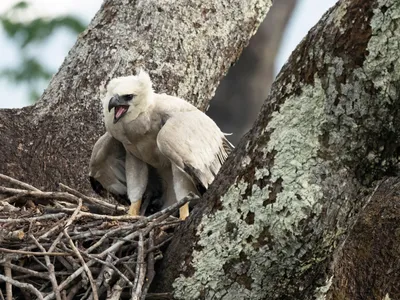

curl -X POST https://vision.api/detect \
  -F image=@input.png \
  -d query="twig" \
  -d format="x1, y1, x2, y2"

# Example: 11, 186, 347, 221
158, 221, 182, 231
61, 290, 67, 300
64, 230, 99, 300
0, 289, 5, 300
144, 193, 197, 223
41, 206, 144, 221
56, 256, 73, 271
32, 256, 47, 271
58, 183, 126, 214
48, 198, 82, 253
0, 188, 82, 207
94, 254, 113, 296
146, 235, 173, 254
0, 174, 41, 191
0, 213, 66, 223
141, 230, 155, 300
84, 253, 134, 288
75, 220, 104, 231
66, 282, 82, 300
97, 230, 143, 259
69, 227, 127, 240
132, 232, 146, 300
85, 226, 131, 254
1, 194, 27, 204
30, 235, 62, 300
44, 259, 96, 300
108, 282, 124, 300
78, 211, 143, 221
0, 274, 44, 300
2, 261, 48, 280
4, 258, 12, 300
0, 248, 72, 257
113, 254, 138, 267
121, 261, 136, 279
0, 186, 28, 194
107, 260, 136, 300
36, 217, 68, 241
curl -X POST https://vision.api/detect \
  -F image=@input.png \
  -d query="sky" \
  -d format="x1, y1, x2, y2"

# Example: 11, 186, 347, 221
0, 0, 338, 109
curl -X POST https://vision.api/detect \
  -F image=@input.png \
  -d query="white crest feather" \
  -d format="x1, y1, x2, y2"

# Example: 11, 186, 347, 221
136, 69, 153, 95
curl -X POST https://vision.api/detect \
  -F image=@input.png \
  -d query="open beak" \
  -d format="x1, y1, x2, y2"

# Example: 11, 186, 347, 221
108, 95, 129, 124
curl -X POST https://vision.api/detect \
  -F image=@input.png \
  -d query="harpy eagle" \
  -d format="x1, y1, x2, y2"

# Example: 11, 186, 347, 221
89, 70, 233, 220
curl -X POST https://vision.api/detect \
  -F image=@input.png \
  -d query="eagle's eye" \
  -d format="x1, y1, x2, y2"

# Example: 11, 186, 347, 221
125, 94, 134, 101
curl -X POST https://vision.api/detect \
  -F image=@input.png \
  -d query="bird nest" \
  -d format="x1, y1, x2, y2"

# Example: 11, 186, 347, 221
0, 174, 195, 300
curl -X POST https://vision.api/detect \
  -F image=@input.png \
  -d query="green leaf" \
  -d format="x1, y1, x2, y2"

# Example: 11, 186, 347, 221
0, 1, 87, 104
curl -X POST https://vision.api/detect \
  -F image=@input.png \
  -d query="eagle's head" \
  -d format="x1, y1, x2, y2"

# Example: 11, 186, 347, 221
103, 69, 153, 124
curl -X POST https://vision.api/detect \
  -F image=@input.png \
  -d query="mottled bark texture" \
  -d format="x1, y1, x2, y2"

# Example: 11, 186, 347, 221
0, 0, 272, 192
156, 0, 400, 299
207, 0, 297, 145
328, 177, 400, 300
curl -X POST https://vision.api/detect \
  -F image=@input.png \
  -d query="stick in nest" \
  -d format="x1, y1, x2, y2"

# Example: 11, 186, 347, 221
30, 234, 62, 300
0, 173, 199, 300
0, 274, 44, 300
47, 197, 83, 252
4, 258, 12, 300
141, 230, 155, 300
58, 183, 126, 214
64, 230, 99, 300
0, 248, 72, 257
132, 232, 146, 300
0, 174, 41, 192
2, 262, 48, 280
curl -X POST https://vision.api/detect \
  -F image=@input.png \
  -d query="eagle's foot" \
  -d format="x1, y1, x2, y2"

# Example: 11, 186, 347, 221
179, 203, 189, 220
128, 200, 141, 216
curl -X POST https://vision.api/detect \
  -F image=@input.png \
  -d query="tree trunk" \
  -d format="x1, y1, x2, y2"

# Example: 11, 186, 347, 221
328, 176, 400, 300
0, 0, 272, 192
207, 0, 297, 145
155, 0, 400, 298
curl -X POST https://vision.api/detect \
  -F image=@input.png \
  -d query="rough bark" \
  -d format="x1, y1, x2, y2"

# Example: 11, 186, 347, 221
328, 177, 400, 300
207, 0, 297, 145
0, 0, 272, 192
156, 0, 400, 298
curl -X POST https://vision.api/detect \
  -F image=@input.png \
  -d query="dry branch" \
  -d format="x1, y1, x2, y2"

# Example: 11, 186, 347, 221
0, 275, 44, 300
0, 173, 197, 299
4, 259, 11, 300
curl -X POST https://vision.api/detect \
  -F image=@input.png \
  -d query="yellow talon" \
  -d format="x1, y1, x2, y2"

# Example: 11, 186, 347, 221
128, 200, 142, 216
179, 203, 189, 220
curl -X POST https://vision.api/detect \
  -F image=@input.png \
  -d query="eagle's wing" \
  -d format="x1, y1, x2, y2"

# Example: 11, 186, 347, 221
89, 132, 128, 199
156, 110, 233, 192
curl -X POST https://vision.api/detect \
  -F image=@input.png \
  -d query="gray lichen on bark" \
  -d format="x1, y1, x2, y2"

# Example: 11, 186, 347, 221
173, 78, 328, 300
171, 0, 400, 298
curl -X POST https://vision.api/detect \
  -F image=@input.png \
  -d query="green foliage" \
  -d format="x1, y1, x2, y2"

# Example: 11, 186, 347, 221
0, 1, 86, 103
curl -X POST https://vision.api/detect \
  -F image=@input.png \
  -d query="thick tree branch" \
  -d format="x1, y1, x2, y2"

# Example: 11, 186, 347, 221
156, 0, 400, 298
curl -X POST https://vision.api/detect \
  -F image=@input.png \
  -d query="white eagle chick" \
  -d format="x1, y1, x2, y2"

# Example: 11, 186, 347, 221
92, 70, 233, 220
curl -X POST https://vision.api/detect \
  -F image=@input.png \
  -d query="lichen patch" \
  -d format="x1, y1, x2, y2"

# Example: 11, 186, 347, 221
173, 78, 327, 299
